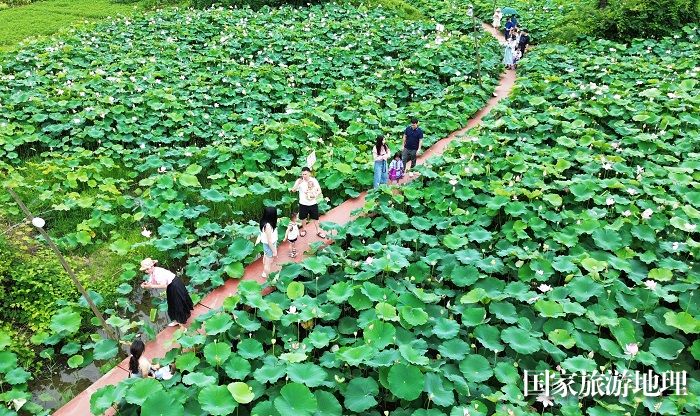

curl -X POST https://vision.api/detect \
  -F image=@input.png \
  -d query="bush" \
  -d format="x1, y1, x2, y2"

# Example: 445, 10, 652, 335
594, 0, 699, 39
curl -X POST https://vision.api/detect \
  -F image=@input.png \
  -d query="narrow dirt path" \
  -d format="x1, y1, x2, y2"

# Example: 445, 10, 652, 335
55, 23, 514, 416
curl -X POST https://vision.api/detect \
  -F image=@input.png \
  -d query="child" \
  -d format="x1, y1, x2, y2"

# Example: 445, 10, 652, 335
388, 152, 405, 184
513, 48, 522, 68
284, 212, 300, 258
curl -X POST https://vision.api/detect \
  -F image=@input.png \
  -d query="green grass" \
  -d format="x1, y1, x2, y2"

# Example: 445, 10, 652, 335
0, 0, 145, 52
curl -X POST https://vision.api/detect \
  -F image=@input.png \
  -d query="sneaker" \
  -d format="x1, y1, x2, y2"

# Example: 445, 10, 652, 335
167, 321, 179, 327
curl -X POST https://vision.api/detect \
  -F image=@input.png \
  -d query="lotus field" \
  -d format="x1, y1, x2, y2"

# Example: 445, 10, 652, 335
0, 0, 699, 414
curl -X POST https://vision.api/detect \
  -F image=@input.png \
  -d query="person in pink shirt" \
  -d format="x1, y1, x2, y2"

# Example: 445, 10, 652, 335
140, 258, 194, 328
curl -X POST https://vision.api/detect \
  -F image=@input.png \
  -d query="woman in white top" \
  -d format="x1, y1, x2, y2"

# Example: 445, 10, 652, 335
140, 258, 194, 327
372, 135, 390, 189
128, 339, 172, 379
492, 8, 502, 29
255, 206, 278, 278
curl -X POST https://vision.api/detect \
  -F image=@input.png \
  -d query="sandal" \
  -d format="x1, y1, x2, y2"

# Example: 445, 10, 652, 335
289, 249, 297, 258
299, 229, 307, 237
317, 231, 327, 239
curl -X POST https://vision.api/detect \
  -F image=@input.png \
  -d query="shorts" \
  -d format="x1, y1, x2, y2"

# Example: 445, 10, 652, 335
262, 243, 274, 257
299, 203, 319, 221
402, 148, 418, 168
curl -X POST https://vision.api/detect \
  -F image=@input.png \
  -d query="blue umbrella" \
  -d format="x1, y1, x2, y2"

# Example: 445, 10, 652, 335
501, 7, 519, 16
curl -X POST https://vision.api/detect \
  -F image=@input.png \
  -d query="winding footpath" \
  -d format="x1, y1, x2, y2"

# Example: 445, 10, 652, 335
55, 23, 515, 416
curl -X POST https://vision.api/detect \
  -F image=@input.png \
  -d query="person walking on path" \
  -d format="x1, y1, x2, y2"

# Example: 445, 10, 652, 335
504, 17, 513, 38
291, 167, 326, 239
492, 8, 502, 29
401, 118, 423, 173
388, 151, 405, 184
503, 36, 516, 70
283, 212, 301, 258
140, 258, 194, 328
372, 135, 390, 189
255, 206, 278, 278
518, 29, 530, 57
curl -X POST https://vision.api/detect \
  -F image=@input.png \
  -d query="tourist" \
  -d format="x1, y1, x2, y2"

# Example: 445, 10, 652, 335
255, 206, 278, 278
388, 152, 405, 184
503, 37, 515, 70
518, 29, 530, 57
372, 135, 390, 189
128, 339, 173, 379
504, 17, 514, 38
140, 258, 194, 328
492, 8, 502, 29
290, 167, 326, 239
283, 212, 301, 258
401, 118, 423, 173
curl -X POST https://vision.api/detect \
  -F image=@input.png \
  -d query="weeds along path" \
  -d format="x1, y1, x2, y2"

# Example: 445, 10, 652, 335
55, 23, 515, 416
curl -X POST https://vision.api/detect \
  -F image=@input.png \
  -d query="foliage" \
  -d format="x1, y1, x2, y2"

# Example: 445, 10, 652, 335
474, 0, 700, 43
89, 24, 700, 415
0, 2, 500, 296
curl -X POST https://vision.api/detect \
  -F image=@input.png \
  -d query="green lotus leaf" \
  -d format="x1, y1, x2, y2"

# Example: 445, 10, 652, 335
50, 309, 81, 335
344, 377, 378, 412
67, 354, 84, 369
176, 352, 200, 372
183, 372, 217, 387
399, 306, 429, 326
199, 385, 237, 415
649, 338, 685, 360
205, 313, 234, 336
388, 363, 424, 400
204, 342, 232, 366
238, 339, 264, 359
4, 367, 31, 385
664, 311, 700, 334
501, 327, 540, 354
287, 281, 305, 300
327, 282, 354, 303
224, 355, 251, 380
459, 354, 493, 383
274, 383, 317, 416
142, 390, 185, 416
92, 339, 118, 360
438, 338, 470, 360
287, 363, 328, 387
228, 382, 255, 404
126, 378, 163, 405
314, 390, 342, 416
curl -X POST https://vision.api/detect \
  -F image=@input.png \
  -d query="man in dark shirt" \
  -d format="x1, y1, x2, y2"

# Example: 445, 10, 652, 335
518, 29, 530, 57
504, 17, 514, 38
402, 118, 423, 172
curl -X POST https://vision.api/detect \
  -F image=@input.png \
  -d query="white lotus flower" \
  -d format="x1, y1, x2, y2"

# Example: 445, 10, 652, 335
685, 223, 696, 232
625, 343, 639, 357
641, 208, 653, 220
538, 283, 552, 293
141, 228, 152, 238
449, 179, 458, 186
158, 166, 167, 173
627, 188, 637, 195
536, 270, 545, 276
365, 256, 373, 265
602, 162, 612, 170
536, 393, 554, 408
610, 142, 619, 149
644, 280, 657, 290
606, 197, 615, 206
31, 217, 45, 228
436, 23, 444, 32
289, 305, 297, 314
622, 210, 632, 217
672, 242, 680, 250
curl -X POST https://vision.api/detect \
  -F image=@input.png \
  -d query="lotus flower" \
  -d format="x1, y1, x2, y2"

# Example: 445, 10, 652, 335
685, 223, 696, 232
672, 242, 680, 250
365, 256, 373, 265
622, 210, 632, 217
625, 343, 639, 357
436, 23, 444, 32
606, 197, 615, 206
31, 217, 45, 228
536, 393, 554, 408
449, 179, 458, 186
141, 228, 152, 238
641, 208, 653, 219
627, 188, 637, 195
158, 166, 167, 173
644, 280, 657, 290
289, 305, 297, 314
602, 162, 612, 170
538, 283, 552, 293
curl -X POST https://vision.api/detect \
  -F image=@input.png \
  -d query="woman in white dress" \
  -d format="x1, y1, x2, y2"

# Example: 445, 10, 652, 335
492, 8, 502, 29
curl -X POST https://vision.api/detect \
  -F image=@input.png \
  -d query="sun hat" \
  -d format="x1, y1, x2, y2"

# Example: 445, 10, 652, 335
140, 258, 158, 271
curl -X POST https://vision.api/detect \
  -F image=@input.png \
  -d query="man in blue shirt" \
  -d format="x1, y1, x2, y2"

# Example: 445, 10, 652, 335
402, 118, 423, 172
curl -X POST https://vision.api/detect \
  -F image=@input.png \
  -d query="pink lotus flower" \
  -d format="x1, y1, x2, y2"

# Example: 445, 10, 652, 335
625, 343, 639, 357
365, 256, 373, 265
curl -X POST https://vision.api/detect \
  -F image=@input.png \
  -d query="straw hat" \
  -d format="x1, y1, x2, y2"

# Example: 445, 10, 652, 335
140, 258, 158, 271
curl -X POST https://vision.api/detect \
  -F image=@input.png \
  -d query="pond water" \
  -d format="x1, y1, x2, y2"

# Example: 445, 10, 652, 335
28, 286, 172, 411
